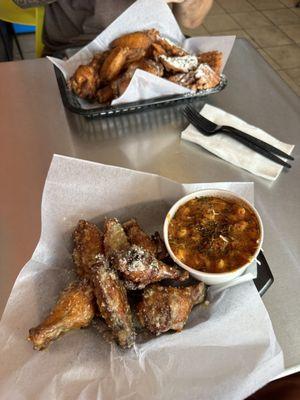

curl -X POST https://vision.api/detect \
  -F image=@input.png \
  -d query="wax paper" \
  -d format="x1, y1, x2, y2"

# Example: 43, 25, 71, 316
0, 155, 283, 400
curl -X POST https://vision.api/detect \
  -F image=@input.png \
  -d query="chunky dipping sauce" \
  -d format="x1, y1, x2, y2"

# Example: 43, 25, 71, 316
168, 196, 260, 273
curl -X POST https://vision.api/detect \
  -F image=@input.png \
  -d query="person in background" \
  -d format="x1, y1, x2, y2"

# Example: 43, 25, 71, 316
13, 0, 213, 56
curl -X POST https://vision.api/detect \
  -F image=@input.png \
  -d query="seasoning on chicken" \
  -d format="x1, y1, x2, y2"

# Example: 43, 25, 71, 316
90, 256, 136, 348
28, 280, 96, 350
136, 282, 205, 335
123, 218, 157, 254
111, 245, 189, 289
72, 219, 104, 278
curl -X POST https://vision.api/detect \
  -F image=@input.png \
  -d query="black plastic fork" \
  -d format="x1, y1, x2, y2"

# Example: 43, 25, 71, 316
183, 105, 293, 168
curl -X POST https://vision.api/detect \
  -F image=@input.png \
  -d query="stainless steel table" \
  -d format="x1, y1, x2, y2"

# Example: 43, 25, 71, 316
0, 39, 299, 374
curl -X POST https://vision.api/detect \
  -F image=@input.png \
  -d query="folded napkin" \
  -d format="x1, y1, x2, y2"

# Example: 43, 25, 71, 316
181, 104, 294, 181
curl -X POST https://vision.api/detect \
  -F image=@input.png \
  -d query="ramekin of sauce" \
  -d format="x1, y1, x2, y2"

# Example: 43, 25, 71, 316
163, 189, 263, 285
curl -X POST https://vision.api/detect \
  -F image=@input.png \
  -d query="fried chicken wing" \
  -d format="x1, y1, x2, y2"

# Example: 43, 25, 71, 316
89, 52, 108, 70
111, 75, 131, 98
104, 218, 130, 257
168, 71, 195, 87
138, 59, 164, 77
123, 218, 157, 254
73, 220, 104, 278
70, 64, 100, 99
192, 63, 221, 90
151, 42, 167, 60
28, 280, 96, 350
156, 36, 188, 57
136, 282, 205, 335
160, 54, 198, 73
91, 256, 136, 348
111, 245, 189, 289
197, 51, 223, 74
96, 85, 115, 104
99, 46, 130, 83
125, 47, 147, 64
111, 31, 153, 50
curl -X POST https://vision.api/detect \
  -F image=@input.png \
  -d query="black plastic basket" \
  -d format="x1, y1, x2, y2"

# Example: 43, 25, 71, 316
54, 65, 228, 119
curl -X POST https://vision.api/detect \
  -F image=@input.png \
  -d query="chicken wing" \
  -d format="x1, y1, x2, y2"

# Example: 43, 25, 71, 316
155, 36, 188, 57
136, 282, 205, 335
123, 218, 156, 254
111, 31, 153, 51
96, 85, 115, 104
99, 46, 130, 83
70, 64, 100, 99
197, 51, 223, 75
73, 219, 104, 278
111, 245, 189, 289
28, 280, 96, 350
104, 218, 130, 257
90, 256, 136, 348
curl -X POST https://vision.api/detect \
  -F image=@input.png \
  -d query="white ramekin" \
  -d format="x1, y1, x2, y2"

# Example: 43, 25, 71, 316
163, 189, 264, 285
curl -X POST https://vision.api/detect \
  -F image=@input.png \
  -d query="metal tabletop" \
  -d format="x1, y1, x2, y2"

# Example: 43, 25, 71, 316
0, 39, 299, 372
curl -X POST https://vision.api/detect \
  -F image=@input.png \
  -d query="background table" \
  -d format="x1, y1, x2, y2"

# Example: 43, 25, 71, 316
0, 39, 299, 374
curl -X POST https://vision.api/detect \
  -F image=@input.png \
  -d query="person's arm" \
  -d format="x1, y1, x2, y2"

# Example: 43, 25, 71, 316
170, 0, 213, 29
12, 0, 56, 9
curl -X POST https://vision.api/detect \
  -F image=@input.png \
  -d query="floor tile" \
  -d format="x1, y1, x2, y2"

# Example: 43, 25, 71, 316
246, 25, 292, 47
283, 66, 300, 84
210, 29, 259, 47
203, 14, 241, 33
264, 44, 300, 68
280, 0, 299, 7
216, 0, 255, 13
277, 69, 300, 95
291, 7, 300, 17
247, 0, 285, 10
263, 9, 300, 25
257, 48, 281, 69
279, 23, 300, 42
231, 11, 272, 29
182, 24, 209, 37
209, 1, 226, 15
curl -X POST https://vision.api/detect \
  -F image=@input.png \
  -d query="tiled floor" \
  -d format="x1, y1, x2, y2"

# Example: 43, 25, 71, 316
184, 0, 300, 96
12, 0, 300, 96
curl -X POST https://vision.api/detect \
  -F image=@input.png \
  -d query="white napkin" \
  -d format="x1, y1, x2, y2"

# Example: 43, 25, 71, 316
181, 104, 295, 181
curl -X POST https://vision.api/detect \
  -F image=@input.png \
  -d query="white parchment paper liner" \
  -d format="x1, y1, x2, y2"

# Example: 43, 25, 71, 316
0, 155, 283, 400
48, 0, 235, 109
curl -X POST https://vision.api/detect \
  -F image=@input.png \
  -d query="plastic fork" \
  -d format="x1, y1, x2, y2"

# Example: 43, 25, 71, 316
183, 105, 293, 169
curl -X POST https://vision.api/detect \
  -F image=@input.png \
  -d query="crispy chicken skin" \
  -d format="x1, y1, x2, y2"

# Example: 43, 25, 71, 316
99, 46, 130, 83
197, 51, 223, 74
103, 218, 130, 257
96, 85, 115, 104
70, 64, 100, 99
73, 220, 104, 278
111, 245, 189, 289
111, 31, 153, 50
136, 282, 205, 335
123, 218, 157, 254
91, 257, 136, 348
28, 280, 96, 350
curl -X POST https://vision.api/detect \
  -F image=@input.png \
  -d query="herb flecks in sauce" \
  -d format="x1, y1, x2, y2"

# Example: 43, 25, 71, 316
168, 197, 260, 273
